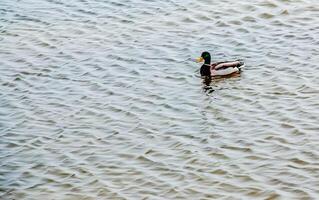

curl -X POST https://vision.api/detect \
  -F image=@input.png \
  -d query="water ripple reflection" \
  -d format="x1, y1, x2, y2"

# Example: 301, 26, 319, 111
1, 0, 319, 199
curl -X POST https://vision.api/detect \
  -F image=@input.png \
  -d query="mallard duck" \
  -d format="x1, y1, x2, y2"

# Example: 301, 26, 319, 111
196, 52, 244, 77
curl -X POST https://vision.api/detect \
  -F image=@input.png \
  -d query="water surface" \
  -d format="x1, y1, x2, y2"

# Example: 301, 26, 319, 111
1, 0, 319, 199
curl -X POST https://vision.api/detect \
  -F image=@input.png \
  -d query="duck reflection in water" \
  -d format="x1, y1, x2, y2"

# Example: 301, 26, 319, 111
201, 72, 242, 95
202, 76, 214, 94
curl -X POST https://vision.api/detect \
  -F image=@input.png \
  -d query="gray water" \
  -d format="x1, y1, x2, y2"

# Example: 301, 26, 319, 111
1, 0, 319, 199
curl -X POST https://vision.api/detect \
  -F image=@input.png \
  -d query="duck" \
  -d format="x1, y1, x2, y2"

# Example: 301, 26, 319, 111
196, 52, 244, 77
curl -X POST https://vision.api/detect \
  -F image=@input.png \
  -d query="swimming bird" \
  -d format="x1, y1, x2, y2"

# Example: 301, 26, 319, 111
196, 52, 244, 77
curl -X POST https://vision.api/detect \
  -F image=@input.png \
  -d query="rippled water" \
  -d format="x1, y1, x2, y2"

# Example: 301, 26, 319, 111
1, 0, 319, 199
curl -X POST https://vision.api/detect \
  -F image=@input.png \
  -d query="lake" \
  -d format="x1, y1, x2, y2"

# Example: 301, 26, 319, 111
1, 0, 319, 199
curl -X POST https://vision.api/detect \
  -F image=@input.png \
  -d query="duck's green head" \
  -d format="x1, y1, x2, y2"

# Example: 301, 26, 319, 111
196, 51, 211, 64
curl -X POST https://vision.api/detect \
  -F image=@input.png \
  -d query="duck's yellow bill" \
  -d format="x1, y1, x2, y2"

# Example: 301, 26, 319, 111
196, 57, 204, 63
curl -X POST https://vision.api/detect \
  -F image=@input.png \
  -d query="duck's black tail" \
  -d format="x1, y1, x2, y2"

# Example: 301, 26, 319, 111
237, 61, 245, 71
